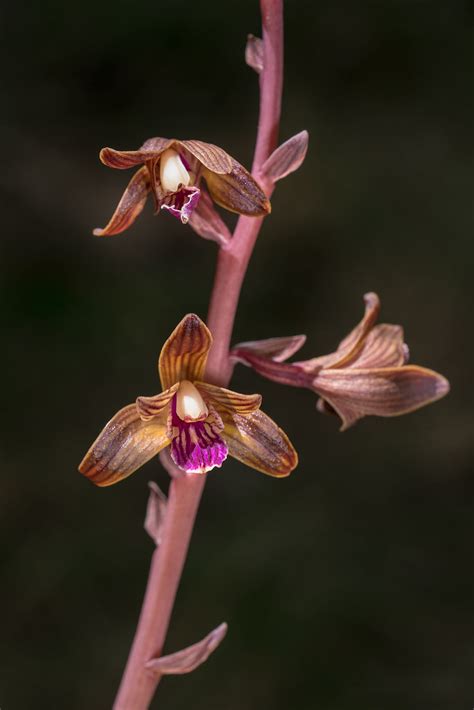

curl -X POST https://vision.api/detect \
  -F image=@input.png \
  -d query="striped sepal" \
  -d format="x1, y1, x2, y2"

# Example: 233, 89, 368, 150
159, 314, 212, 390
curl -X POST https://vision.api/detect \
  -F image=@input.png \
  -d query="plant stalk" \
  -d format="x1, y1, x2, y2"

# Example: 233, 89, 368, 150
113, 2, 283, 707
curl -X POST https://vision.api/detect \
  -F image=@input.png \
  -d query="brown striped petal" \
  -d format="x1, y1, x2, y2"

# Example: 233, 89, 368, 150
78, 404, 170, 486
313, 366, 450, 431
203, 161, 271, 216
99, 138, 174, 169
187, 188, 232, 246
194, 382, 262, 414
245, 34, 264, 73
146, 623, 228, 676
221, 409, 298, 477
297, 292, 381, 373
337, 292, 380, 354
346, 324, 408, 369
136, 383, 179, 421
261, 131, 309, 183
178, 140, 232, 174
159, 314, 212, 391
93, 166, 151, 236
231, 334, 307, 363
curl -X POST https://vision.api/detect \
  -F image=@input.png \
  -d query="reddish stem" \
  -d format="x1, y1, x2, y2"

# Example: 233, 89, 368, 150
113, 2, 283, 707
206, 0, 283, 382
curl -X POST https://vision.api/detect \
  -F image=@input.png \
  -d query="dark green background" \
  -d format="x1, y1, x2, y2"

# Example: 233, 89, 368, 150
1, 1, 473, 708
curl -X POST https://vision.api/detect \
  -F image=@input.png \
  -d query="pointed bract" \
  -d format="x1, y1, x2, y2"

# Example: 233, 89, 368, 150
261, 131, 309, 183
144, 481, 167, 546
146, 623, 228, 676
245, 34, 264, 73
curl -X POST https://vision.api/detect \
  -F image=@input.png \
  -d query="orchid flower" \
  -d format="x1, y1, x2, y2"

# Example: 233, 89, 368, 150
93, 138, 270, 244
79, 314, 297, 486
231, 292, 450, 431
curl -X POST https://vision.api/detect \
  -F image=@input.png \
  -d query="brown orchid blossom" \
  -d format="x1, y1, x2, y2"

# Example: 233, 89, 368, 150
231, 292, 450, 431
79, 314, 297, 486
93, 138, 270, 243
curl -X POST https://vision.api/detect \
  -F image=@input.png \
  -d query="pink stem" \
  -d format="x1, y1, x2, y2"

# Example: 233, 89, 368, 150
206, 0, 283, 382
113, 2, 283, 707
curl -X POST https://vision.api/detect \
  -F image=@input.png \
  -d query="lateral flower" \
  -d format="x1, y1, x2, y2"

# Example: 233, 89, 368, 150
79, 315, 297, 486
93, 138, 270, 243
231, 292, 450, 431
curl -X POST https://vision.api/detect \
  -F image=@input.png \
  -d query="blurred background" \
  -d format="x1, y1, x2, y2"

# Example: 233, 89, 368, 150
1, 0, 473, 708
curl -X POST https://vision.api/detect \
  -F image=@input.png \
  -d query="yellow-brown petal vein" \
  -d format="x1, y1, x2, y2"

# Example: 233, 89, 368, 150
159, 314, 212, 391
100, 138, 174, 169
93, 166, 151, 236
314, 365, 450, 431
194, 382, 262, 414
203, 161, 271, 216
136, 383, 180, 421
178, 140, 233, 174
221, 409, 298, 477
79, 404, 170, 486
